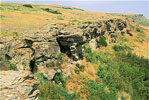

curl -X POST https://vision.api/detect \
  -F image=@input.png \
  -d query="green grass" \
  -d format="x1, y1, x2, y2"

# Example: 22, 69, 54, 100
35, 73, 79, 100
83, 47, 149, 100
83, 79, 117, 100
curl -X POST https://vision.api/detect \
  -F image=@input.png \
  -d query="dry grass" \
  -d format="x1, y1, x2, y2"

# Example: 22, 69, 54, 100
0, 2, 129, 39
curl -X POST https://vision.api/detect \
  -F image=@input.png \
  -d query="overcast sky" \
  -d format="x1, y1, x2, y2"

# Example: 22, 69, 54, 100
1, 0, 149, 18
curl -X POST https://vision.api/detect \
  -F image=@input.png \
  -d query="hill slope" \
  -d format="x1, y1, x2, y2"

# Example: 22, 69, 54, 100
0, 2, 149, 100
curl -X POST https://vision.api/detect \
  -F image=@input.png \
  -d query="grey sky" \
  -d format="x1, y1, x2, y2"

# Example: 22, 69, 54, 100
1, 0, 149, 18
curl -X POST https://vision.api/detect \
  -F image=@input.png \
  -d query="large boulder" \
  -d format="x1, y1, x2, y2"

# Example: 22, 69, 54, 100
0, 71, 39, 100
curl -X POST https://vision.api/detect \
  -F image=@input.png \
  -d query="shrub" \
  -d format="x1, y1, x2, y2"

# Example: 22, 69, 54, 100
112, 45, 132, 52
74, 67, 80, 74
5, 59, 18, 71
76, 63, 85, 72
97, 36, 108, 48
12, 32, 18, 37
56, 53, 63, 60
45, 62, 54, 67
41, 56, 48, 61
0, 15, 5, 18
23, 4, 33, 8
136, 27, 141, 32
82, 21, 92, 24
41, 8, 62, 14
112, 45, 124, 51
84, 47, 101, 63
52, 72, 66, 86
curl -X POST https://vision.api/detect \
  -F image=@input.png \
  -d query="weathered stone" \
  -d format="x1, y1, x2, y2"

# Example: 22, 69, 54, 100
0, 71, 39, 100
56, 34, 84, 60
33, 41, 60, 59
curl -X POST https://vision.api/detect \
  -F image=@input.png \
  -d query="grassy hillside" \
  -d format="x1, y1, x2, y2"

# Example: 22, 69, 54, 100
0, 2, 149, 100
0, 2, 127, 39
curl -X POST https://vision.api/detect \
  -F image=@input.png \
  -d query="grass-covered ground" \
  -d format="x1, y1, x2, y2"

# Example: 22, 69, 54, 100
1, 2, 149, 100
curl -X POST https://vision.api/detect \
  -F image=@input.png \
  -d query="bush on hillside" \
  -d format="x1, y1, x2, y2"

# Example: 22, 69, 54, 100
41, 8, 62, 14
23, 4, 33, 8
52, 72, 66, 86
0, 15, 5, 18
136, 27, 141, 32
76, 63, 85, 72
97, 36, 108, 48
112, 45, 132, 52
74, 67, 80, 74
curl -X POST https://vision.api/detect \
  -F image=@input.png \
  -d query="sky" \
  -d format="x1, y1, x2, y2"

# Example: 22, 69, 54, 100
1, 0, 149, 18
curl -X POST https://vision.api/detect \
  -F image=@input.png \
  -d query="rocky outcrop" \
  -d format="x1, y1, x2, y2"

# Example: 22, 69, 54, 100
1, 32, 61, 71
0, 71, 39, 100
80, 19, 131, 42
56, 34, 84, 61
0, 18, 132, 74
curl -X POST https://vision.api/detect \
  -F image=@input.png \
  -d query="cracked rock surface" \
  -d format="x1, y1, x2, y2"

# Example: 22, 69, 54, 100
0, 71, 39, 100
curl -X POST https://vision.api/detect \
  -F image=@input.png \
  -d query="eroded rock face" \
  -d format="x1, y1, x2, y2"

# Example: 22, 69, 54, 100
0, 71, 39, 100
